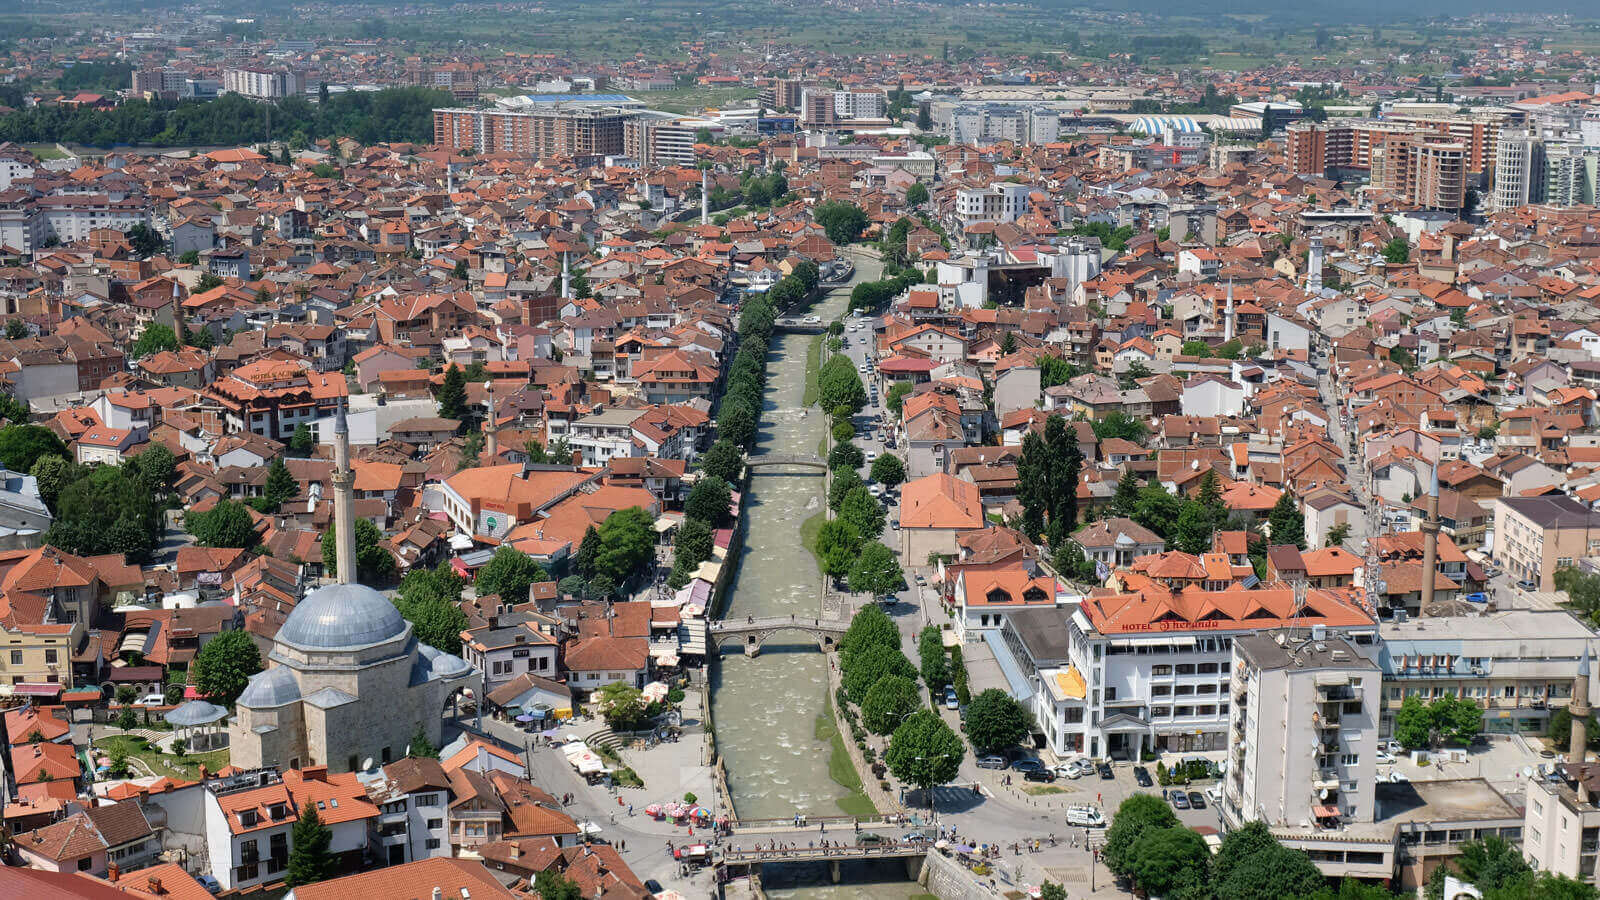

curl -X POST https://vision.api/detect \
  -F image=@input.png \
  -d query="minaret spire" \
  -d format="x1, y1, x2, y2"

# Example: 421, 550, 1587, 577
560, 251, 571, 300
1572, 647, 1593, 766
1419, 462, 1441, 612
1224, 278, 1236, 343
701, 168, 710, 226
331, 399, 356, 585
485, 380, 498, 463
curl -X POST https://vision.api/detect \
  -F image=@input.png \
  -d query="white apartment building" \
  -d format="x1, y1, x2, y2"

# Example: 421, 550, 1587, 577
953, 182, 1033, 232
567, 407, 655, 466
1525, 762, 1600, 885
1000, 590, 1380, 760
223, 67, 303, 100
831, 90, 887, 120
1225, 630, 1381, 832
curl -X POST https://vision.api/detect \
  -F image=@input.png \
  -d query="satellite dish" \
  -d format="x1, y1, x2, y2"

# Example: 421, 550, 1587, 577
1319, 788, 1329, 800
361, 757, 374, 771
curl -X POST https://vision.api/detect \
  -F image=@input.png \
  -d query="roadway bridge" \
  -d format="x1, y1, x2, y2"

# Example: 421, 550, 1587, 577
774, 318, 828, 334
718, 842, 929, 883
709, 615, 849, 657
744, 453, 827, 472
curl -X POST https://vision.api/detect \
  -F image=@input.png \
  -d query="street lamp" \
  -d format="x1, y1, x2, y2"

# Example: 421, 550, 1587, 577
911, 750, 961, 823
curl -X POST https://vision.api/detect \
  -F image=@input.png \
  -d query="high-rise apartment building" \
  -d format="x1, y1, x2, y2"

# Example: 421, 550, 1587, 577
1370, 134, 1467, 211
1493, 129, 1544, 211
222, 67, 303, 100
622, 116, 698, 167
433, 106, 632, 158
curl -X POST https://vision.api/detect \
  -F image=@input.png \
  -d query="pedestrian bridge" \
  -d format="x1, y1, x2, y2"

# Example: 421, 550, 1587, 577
744, 454, 827, 471
709, 615, 849, 657
774, 318, 828, 334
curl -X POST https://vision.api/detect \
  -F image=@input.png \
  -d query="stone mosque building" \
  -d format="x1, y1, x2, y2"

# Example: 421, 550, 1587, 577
227, 405, 476, 773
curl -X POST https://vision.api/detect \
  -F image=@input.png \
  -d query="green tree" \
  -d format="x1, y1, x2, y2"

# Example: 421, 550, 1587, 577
592, 506, 656, 586
848, 542, 903, 597
1382, 238, 1410, 264
263, 457, 298, 511
963, 688, 1032, 753
674, 517, 715, 570
1052, 540, 1099, 583
829, 468, 864, 512
1125, 827, 1210, 898
870, 453, 906, 487
129, 323, 181, 359
28, 454, 73, 512
1394, 694, 1433, 750
839, 604, 901, 662
1132, 482, 1183, 539
1213, 821, 1325, 898
1451, 835, 1533, 894
406, 724, 439, 759
44, 464, 162, 562
1181, 340, 1213, 358
699, 439, 744, 483
839, 487, 885, 540
320, 516, 396, 583
436, 363, 467, 422
1326, 522, 1351, 547
285, 803, 335, 887
1016, 430, 1049, 541
829, 440, 865, 472
1111, 469, 1142, 517
1103, 794, 1179, 878
886, 382, 913, 417
1267, 491, 1306, 549
1433, 694, 1483, 745
193, 630, 263, 706
125, 223, 165, 258
1216, 339, 1243, 359
1044, 414, 1081, 545
575, 526, 603, 580
393, 562, 468, 653
884, 709, 964, 804
816, 518, 862, 580
186, 499, 258, 548
861, 674, 921, 735
1091, 412, 1147, 442
906, 182, 929, 205
1040, 355, 1079, 388
534, 871, 584, 900
1171, 501, 1214, 555
818, 355, 867, 413
813, 201, 869, 244
717, 399, 758, 450
597, 680, 650, 731
452, 258, 468, 280
685, 475, 733, 527
0, 425, 67, 474
289, 423, 316, 455
474, 546, 548, 604
918, 625, 949, 689
842, 642, 918, 700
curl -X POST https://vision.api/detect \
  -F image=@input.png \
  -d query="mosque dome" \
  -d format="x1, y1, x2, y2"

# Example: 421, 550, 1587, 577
277, 582, 407, 651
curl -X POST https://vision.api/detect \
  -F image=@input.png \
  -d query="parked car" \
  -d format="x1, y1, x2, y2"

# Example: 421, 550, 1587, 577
977, 755, 1007, 770
1171, 792, 1190, 810
1187, 791, 1206, 810
134, 693, 167, 707
1517, 579, 1538, 592
197, 875, 222, 895
1132, 766, 1153, 787
1023, 769, 1056, 783
1010, 758, 1045, 773
1375, 750, 1396, 765
857, 833, 887, 846
1053, 764, 1082, 780
1097, 762, 1114, 780
944, 686, 959, 710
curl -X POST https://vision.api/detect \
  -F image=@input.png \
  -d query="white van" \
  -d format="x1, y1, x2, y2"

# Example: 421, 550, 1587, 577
1066, 806, 1105, 828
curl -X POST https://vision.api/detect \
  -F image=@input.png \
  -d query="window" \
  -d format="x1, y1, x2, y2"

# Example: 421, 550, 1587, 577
1174, 685, 1195, 696
1152, 685, 1171, 697
426, 838, 442, 850
1176, 664, 1195, 675
1103, 687, 1116, 701
78, 858, 93, 872
1341, 754, 1359, 766
1150, 665, 1172, 676
44, 649, 56, 664
427, 818, 444, 830
8, 650, 18, 665
416, 793, 439, 807
382, 746, 392, 764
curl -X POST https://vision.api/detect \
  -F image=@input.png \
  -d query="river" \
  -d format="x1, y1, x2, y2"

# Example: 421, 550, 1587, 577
711, 256, 922, 899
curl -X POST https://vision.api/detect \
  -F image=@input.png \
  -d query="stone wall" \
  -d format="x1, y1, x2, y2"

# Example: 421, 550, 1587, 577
920, 850, 996, 900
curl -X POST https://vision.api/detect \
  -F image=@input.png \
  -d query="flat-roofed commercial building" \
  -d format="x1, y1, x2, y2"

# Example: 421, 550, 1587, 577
433, 106, 633, 158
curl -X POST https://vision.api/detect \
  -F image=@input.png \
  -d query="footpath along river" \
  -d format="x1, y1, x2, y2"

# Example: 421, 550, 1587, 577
710, 256, 921, 899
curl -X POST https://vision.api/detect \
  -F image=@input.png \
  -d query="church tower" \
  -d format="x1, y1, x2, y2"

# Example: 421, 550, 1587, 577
331, 401, 356, 584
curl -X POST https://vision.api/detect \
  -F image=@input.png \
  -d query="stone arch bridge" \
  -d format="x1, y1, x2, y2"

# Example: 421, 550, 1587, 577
743, 454, 827, 472
709, 615, 849, 657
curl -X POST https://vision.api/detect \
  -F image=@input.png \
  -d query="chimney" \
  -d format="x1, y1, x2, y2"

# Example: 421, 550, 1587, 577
433, 888, 444, 900
146, 876, 164, 895
107, 863, 120, 883
304, 764, 329, 783
511, 844, 521, 859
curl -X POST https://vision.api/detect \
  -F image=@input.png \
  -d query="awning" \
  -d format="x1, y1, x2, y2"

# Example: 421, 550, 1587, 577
14, 683, 63, 697
983, 629, 1034, 703
1312, 804, 1340, 818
